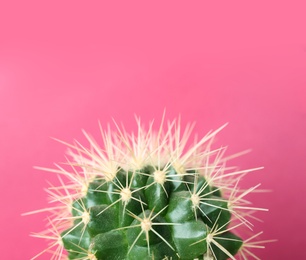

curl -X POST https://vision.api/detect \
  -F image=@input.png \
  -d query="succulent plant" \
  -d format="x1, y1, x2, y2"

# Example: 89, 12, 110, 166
26, 117, 268, 259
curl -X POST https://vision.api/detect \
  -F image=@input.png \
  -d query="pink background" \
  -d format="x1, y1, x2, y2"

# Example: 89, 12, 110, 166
1, 1, 305, 259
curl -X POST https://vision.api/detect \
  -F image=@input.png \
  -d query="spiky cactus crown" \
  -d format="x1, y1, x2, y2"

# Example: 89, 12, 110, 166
26, 118, 268, 260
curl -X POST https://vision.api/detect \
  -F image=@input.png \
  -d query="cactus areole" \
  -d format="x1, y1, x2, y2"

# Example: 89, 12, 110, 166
28, 117, 267, 259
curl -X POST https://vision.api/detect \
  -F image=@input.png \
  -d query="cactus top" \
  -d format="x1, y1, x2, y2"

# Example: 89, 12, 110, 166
27, 117, 268, 260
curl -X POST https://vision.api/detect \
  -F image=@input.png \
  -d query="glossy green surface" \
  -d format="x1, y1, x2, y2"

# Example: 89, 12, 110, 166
61, 167, 243, 259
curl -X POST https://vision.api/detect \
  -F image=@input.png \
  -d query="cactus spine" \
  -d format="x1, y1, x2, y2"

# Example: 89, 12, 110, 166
27, 118, 268, 259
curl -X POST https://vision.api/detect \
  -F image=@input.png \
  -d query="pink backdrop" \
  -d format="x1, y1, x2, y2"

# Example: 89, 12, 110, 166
1, 1, 305, 259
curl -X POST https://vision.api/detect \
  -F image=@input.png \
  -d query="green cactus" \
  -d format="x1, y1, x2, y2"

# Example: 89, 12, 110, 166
26, 118, 268, 259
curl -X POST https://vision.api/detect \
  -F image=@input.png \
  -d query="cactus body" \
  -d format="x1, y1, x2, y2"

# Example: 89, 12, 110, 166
28, 118, 267, 259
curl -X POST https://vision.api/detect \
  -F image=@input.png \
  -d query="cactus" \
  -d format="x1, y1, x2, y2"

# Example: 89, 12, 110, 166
26, 117, 268, 259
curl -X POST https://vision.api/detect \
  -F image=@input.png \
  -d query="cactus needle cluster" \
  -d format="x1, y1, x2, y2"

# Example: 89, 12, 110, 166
27, 117, 268, 259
